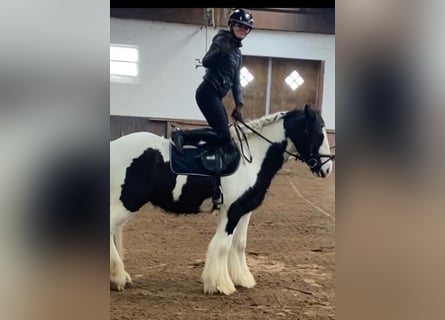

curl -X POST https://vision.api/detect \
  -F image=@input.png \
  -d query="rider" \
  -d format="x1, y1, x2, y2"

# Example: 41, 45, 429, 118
173, 8, 254, 156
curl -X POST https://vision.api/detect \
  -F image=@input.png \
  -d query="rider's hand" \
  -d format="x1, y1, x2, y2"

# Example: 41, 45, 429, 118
231, 105, 243, 122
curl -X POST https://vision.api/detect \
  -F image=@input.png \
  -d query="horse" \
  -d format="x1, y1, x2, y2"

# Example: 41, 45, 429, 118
110, 104, 333, 295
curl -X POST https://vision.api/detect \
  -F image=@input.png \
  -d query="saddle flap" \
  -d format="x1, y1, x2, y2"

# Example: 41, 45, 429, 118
200, 146, 240, 175
170, 142, 240, 177
170, 127, 240, 176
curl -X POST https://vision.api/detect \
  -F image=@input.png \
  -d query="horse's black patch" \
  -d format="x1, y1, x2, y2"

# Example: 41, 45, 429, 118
226, 142, 287, 234
120, 148, 213, 214
283, 106, 326, 173
120, 148, 171, 212
178, 175, 213, 212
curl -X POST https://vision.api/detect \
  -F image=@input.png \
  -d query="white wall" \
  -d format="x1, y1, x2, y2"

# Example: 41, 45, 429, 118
111, 18, 335, 129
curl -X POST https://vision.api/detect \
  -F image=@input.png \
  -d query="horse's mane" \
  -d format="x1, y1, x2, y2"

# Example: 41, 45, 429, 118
229, 111, 287, 139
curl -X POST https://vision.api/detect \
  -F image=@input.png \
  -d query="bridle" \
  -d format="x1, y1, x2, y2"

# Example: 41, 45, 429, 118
233, 119, 335, 169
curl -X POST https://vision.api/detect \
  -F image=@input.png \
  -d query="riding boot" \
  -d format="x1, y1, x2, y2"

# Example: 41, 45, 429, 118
172, 129, 223, 155
184, 129, 221, 144
219, 141, 239, 167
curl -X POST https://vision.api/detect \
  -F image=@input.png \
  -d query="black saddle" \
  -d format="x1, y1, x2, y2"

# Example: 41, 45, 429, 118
170, 128, 240, 205
170, 128, 240, 176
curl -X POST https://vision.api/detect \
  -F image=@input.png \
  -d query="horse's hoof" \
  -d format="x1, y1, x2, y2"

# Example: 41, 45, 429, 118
236, 277, 256, 289
125, 272, 132, 285
203, 283, 237, 295
217, 284, 237, 295
110, 272, 131, 291
110, 281, 126, 291
233, 272, 256, 288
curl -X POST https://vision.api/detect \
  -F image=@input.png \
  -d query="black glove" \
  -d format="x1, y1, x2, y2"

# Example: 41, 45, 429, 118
231, 105, 243, 122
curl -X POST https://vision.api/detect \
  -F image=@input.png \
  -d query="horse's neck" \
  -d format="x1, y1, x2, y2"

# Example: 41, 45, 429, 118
246, 119, 286, 143
258, 120, 286, 142
244, 119, 288, 157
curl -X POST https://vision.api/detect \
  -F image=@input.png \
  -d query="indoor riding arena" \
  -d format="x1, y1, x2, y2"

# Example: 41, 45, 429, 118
110, 159, 335, 320
111, 8, 335, 320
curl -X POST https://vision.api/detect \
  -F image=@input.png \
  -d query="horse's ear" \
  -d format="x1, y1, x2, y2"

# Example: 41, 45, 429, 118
304, 104, 316, 121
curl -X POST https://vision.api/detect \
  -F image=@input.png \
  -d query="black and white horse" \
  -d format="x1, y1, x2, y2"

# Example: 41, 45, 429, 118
110, 104, 333, 295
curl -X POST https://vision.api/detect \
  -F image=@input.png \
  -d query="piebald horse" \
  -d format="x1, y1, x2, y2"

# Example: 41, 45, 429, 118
110, 104, 333, 295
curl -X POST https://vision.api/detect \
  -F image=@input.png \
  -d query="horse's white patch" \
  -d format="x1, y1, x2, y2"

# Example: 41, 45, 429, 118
202, 214, 236, 295
199, 198, 214, 212
172, 174, 187, 201
228, 213, 256, 288
319, 128, 333, 176
229, 111, 286, 139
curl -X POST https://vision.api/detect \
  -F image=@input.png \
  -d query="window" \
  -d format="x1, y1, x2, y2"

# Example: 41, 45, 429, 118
240, 66, 254, 87
284, 70, 304, 91
110, 44, 139, 84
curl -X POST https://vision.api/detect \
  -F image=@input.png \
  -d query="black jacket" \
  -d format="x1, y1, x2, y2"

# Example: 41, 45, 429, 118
202, 30, 244, 106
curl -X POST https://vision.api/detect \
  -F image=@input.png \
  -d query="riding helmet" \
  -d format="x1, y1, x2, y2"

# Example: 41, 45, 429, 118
228, 8, 254, 29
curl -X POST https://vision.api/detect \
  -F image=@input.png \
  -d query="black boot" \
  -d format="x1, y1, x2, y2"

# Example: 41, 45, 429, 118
219, 141, 239, 167
172, 129, 223, 155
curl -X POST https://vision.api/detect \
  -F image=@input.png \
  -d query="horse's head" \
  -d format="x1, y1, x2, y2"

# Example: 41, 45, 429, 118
284, 104, 333, 178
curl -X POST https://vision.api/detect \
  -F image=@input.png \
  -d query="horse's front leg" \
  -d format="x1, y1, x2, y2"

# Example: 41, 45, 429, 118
110, 206, 133, 291
228, 212, 256, 289
110, 232, 131, 291
201, 209, 236, 295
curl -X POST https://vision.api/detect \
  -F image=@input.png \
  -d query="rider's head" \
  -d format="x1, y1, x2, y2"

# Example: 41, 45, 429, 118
228, 8, 254, 40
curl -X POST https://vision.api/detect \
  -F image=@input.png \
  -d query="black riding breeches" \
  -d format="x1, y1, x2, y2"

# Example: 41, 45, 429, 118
195, 81, 231, 143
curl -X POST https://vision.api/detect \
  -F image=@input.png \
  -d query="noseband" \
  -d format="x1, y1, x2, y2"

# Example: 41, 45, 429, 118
297, 153, 335, 169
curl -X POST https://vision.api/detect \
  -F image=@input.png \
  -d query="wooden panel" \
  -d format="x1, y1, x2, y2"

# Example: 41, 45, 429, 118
110, 8, 335, 34
110, 115, 166, 140
270, 58, 322, 113
110, 8, 207, 26
327, 129, 336, 154
316, 61, 325, 108
167, 119, 207, 138
223, 55, 269, 121
248, 9, 335, 34
110, 115, 209, 141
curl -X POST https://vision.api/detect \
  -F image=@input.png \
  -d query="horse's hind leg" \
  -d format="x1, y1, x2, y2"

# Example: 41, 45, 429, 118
110, 228, 132, 291
110, 234, 127, 290
110, 207, 133, 291
201, 209, 236, 295
228, 212, 256, 289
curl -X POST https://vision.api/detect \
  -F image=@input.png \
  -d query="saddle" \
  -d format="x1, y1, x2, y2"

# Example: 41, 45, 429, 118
169, 128, 240, 205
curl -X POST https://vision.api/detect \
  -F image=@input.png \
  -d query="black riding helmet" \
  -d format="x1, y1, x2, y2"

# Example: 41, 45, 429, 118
228, 8, 254, 30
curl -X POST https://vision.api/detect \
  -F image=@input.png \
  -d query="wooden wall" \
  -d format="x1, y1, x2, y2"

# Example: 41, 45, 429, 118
110, 9, 335, 141
110, 8, 335, 34
110, 115, 167, 140
223, 55, 269, 120
223, 55, 324, 120
270, 57, 323, 113
111, 54, 333, 143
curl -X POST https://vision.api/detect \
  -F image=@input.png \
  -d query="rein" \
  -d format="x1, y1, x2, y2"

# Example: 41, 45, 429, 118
233, 118, 335, 168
